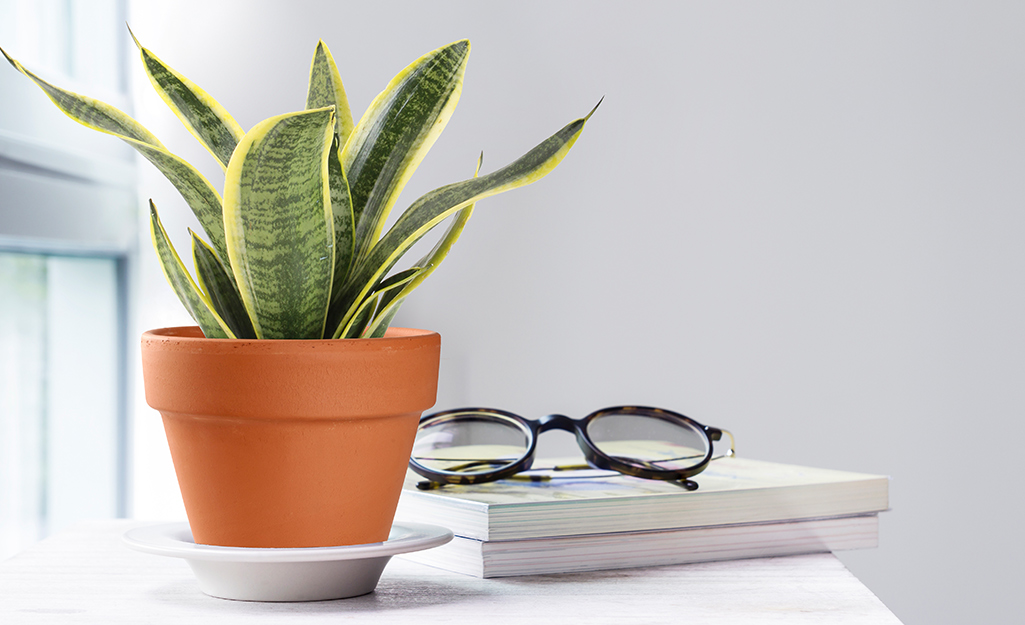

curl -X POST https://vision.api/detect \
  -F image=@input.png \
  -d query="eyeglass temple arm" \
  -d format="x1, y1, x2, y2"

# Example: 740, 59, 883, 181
706, 427, 736, 459
416, 463, 593, 490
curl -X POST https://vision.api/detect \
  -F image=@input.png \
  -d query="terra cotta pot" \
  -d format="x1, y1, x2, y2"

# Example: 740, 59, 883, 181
140, 326, 440, 548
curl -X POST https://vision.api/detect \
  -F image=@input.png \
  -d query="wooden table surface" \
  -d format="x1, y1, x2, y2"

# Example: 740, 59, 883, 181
0, 520, 901, 624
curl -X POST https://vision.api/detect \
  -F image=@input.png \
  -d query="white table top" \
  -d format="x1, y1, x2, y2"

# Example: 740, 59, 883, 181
0, 520, 901, 624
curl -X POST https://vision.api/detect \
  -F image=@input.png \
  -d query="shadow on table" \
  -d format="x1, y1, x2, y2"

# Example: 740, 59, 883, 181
146, 577, 469, 613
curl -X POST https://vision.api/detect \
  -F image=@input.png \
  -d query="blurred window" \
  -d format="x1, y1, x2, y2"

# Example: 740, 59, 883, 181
0, 0, 132, 560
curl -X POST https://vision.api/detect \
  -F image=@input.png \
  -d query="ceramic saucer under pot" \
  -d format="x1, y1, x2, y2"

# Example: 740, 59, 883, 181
123, 521, 453, 602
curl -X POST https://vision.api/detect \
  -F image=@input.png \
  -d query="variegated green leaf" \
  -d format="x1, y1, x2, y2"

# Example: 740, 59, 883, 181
371, 268, 422, 327
329, 107, 594, 338
307, 41, 356, 291
1, 46, 162, 146
341, 268, 421, 338
361, 271, 418, 338
132, 140, 230, 266
341, 39, 469, 265
362, 155, 481, 338
326, 143, 356, 295
364, 301, 404, 338
191, 231, 256, 339
149, 201, 231, 339
2, 47, 231, 267
306, 40, 355, 148
342, 295, 378, 339
223, 107, 336, 339
130, 28, 244, 170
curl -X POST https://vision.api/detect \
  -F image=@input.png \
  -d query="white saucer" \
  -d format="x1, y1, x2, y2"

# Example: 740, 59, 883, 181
123, 521, 453, 602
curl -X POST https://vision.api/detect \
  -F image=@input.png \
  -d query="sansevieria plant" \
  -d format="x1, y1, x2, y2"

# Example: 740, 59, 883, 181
1, 33, 593, 340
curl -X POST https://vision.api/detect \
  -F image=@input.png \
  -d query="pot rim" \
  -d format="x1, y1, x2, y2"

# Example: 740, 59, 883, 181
140, 325, 441, 419
143, 325, 438, 345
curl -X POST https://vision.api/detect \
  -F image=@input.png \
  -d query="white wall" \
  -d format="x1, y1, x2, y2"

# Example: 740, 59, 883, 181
126, 2, 1025, 623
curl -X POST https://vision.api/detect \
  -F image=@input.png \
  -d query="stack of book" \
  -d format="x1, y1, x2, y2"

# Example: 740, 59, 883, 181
395, 456, 889, 578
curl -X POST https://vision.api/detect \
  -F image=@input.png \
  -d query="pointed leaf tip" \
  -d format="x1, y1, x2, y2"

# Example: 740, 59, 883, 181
585, 97, 604, 121
126, 23, 141, 49
1, 46, 20, 69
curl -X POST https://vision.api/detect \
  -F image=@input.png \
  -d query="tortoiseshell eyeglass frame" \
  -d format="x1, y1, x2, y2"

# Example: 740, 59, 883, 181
409, 406, 735, 491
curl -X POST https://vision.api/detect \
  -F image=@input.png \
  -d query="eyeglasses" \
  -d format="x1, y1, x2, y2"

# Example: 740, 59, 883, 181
409, 406, 735, 491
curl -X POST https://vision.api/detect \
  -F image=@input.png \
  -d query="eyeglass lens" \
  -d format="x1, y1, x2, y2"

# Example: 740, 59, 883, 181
585, 411, 710, 472
411, 412, 530, 476
413, 409, 711, 479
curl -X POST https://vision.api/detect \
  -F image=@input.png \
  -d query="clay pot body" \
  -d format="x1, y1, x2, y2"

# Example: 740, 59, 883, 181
140, 326, 440, 548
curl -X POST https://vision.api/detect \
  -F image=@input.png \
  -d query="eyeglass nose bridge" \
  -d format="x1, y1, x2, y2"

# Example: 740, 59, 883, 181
536, 413, 578, 434
534, 413, 598, 471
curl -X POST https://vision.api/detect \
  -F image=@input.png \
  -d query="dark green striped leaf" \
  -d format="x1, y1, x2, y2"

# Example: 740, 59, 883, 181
131, 140, 229, 266
191, 231, 256, 339
306, 40, 355, 148
371, 268, 423, 326
329, 108, 593, 337
2, 46, 161, 146
327, 128, 356, 295
342, 296, 377, 338
307, 41, 356, 291
223, 107, 336, 339
363, 154, 481, 337
149, 202, 231, 339
361, 199, 472, 337
130, 29, 244, 170
2, 47, 230, 267
341, 268, 421, 338
341, 39, 469, 265
364, 300, 405, 338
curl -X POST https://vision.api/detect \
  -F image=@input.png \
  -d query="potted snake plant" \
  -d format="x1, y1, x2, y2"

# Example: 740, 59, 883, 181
1, 32, 593, 548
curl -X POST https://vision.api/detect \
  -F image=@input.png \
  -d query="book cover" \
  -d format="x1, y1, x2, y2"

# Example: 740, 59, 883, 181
396, 456, 889, 541
400, 514, 880, 578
